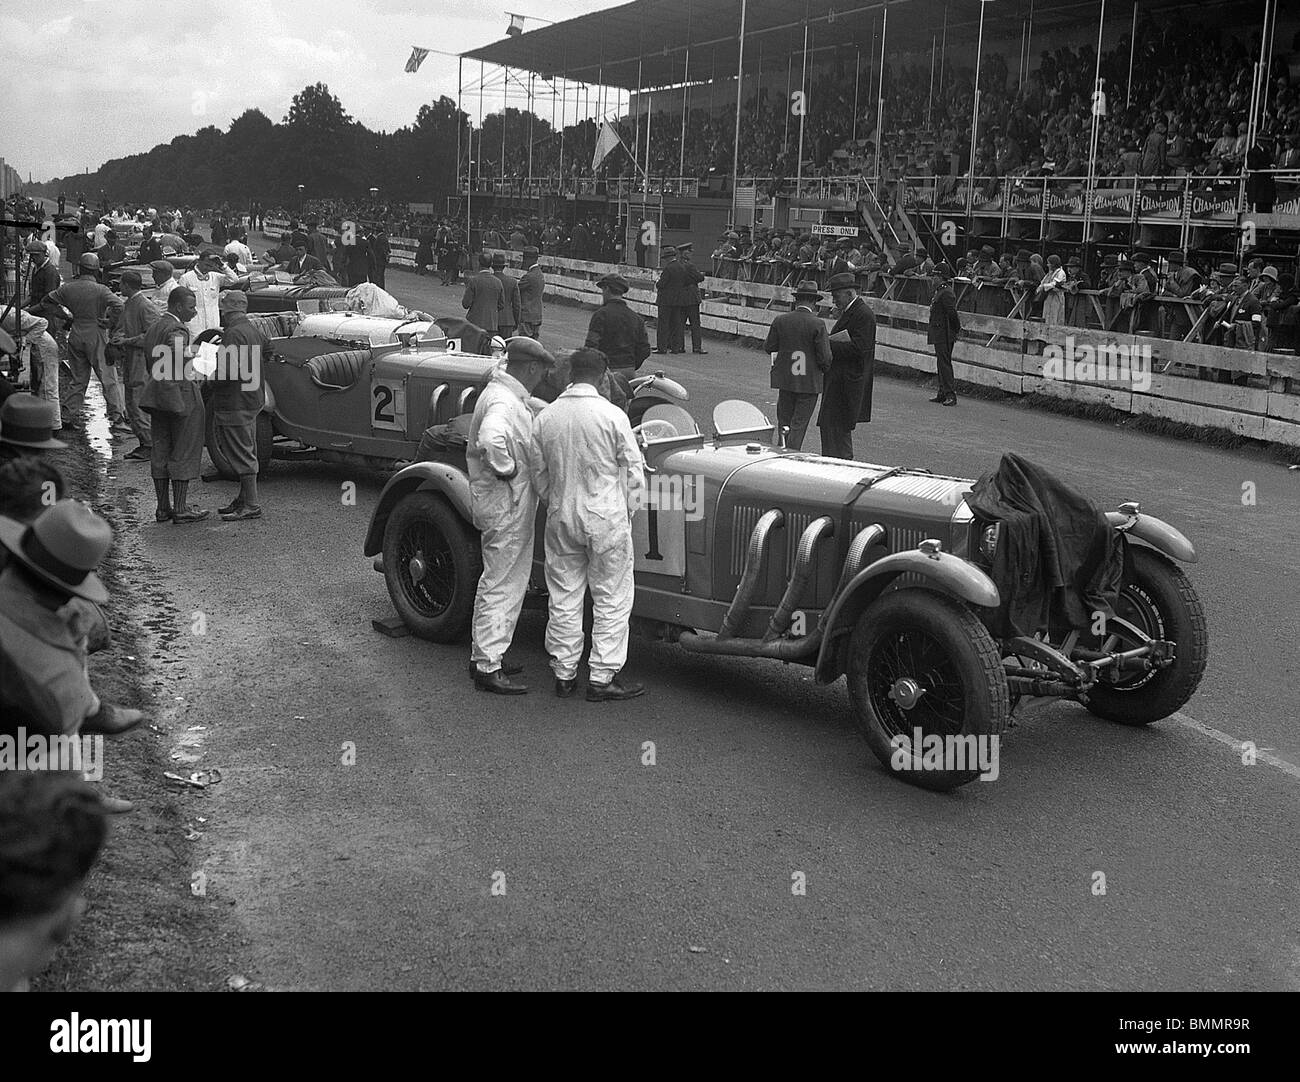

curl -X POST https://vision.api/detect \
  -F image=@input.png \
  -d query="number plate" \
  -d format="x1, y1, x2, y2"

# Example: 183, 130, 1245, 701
371, 378, 407, 432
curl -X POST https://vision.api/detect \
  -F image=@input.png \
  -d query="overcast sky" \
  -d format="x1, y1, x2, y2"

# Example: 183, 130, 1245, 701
1, 0, 625, 182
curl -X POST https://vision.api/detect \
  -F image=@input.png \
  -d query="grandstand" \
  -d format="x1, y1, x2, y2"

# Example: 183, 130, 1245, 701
456, 0, 1300, 275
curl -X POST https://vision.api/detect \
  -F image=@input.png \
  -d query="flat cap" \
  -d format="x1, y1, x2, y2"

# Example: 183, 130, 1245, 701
25, 239, 47, 253
1166, 250, 1185, 264
150, 259, 174, 276
596, 273, 629, 293
1067, 255, 1082, 267
677, 241, 694, 251
218, 289, 249, 311
120, 269, 143, 288
505, 337, 555, 365
291, 232, 309, 248
1131, 251, 1152, 264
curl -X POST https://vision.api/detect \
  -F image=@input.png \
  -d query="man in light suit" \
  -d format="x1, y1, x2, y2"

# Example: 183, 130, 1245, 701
763, 280, 831, 451
461, 252, 505, 335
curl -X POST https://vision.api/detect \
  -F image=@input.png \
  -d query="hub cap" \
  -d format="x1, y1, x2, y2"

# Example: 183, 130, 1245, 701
888, 677, 926, 710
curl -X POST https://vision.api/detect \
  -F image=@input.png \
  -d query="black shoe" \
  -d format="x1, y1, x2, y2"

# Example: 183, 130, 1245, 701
154, 507, 173, 523
555, 677, 577, 698
221, 505, 263, 521
466, 660, 523, 679
929, 393, 946, 403
172, 505, 210, 524
586, 677, 645, 702
124, 445, 151, 461
692, 349, 708, 355
472, 668, 528, 695
653, 348, 668, 354
941, 395, 957, 407
218, 497, 244, 516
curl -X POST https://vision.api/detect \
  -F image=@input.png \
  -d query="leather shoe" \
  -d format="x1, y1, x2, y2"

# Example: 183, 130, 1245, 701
692, 349, 709, 355
467, 661, 523, 679
471, 668, 528, 695
653, 348, 668, 354
82, 705, 145, 735
218, 497, 243, 515
941, 395, 957, 407
124, 446, 151, 461
555, 677, 577, 698
929, 394, 946, 402
586, 677, 646, 702
172, 505, 210, 523
221, 504, 263, 521
154, 507, 173, 523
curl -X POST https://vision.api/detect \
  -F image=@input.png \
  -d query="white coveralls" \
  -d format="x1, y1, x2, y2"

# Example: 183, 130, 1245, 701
533, 383, 645, 683
468, 368, 539, 674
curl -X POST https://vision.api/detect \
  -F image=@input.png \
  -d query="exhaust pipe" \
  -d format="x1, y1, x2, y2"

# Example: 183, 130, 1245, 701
762, 517, 834, 642
716, 509, 784, 640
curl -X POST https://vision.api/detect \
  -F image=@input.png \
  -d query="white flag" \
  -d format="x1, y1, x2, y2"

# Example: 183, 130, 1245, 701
592, 121, 621, 172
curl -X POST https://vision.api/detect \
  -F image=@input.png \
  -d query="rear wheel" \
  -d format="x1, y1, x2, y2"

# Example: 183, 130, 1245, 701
1084, 546, 1208, 725
382, 491, 481, 643
846, 589, 1009, 791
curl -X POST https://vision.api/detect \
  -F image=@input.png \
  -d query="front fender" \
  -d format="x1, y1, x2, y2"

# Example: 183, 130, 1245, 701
813, 549, 1000, 684
1105, 511, 1196, 563
362, 460, 472, 556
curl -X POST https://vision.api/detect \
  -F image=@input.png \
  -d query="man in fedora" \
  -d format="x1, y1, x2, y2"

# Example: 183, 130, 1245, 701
585, 274, 652, 393
111, 269, 160, 462
653, 245, 685, 354
764, 280, 831, 451
467, 336, 556, 695
821, 272, 877, 460
140, 287, 209, 524
210, 290, 268, 521
44, 253, 127, 432
1161, 251, 1200, 340
491, 251, 521, 339
462, 252, 505, 336
0, 500, 144, 745
928, 264, 962, 406
0, 397, 66, 464
677, 242, 708, 354
517, 247, 545, 339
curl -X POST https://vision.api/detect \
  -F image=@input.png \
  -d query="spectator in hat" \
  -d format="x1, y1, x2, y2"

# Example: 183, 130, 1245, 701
585, 274, 651, 389
1035, 254, 1068, 326
764, 280, 831, 450
44, 253, 127, 432
369, 226, 390, 291
517, 248, 544, 339
927, 265, 961, 406
109, 270, 158, 461
305, 219, 331, 268
146, 260, 177, 308
821, 272, 876, 460
1160, 251, 1201, 340
462, 252, 506, 336
210, 290, 267, 521
23, 241, 61, 326
139, 287, 209, 524
0, 770, 107, 991
1264, 273, 1299, 354
8, 304, 62, 426
0, 397, 67, 465
97, 230, 127, 269
653, 246, 686, 354
491, 251, 521, 338
676, 243, 708, 354
1063, 255, 1092, 327
1127, 252, 1160, 333
138, 224, 163, 265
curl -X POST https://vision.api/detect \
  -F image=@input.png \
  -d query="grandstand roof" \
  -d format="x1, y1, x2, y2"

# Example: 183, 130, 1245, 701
462, 0, 1265, 91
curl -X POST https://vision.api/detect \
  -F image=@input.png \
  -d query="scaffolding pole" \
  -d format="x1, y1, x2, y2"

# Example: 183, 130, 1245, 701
731, 0, 749, 224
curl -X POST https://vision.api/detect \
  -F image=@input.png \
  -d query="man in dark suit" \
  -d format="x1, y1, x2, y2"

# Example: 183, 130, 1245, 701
584, 274, 651, 390
491, 251, 521, 338
461, 252, 505, 335
517, 247, 545, 338
653, 245, 685, 354
368, 228, 390, 290
763, 280, 831, 451
820, 272, 876, 460
677, 243, 708, 354
928, 264, 962, 406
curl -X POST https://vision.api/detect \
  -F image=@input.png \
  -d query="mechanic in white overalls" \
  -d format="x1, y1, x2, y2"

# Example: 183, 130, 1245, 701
467, 336, 556, 695
533, 348, 646, 702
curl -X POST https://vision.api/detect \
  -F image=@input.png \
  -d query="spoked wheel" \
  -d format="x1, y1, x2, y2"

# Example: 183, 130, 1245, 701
382, 491, 481, 642
847, 589, 1009, 791
1084, 546, 1208, 725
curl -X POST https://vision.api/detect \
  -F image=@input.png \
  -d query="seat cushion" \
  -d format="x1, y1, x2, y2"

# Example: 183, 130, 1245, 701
305, 348, 370, 390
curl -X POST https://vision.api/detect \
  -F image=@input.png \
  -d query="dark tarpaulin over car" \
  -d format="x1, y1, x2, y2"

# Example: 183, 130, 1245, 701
967, 452, 1124, 638
458, 0, 1260, 91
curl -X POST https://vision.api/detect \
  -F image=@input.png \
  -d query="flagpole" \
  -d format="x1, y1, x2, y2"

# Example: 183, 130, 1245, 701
731, 0, 748, 227
680, 47, 691, 179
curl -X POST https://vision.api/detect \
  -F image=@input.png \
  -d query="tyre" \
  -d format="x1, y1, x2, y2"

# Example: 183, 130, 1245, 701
846, 589, 1010, 791
382, 491, 481, 643
204, 408, 274, 479
1084, 546, 1208, 726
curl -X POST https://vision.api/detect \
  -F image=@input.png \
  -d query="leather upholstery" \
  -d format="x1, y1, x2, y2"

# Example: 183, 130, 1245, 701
305, 348, 370, 390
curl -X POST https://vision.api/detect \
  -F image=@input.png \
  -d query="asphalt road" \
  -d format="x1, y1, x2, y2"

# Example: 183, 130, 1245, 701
90, 257, 1300, 991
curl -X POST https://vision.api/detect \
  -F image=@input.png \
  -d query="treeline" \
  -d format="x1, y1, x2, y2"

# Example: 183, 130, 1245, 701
29, 83, 555, 210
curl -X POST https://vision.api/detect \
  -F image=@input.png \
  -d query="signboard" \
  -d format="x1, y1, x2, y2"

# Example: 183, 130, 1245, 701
407, 202, 437, 214
1046, 186, 1085, 215
1138, 189, 1182, 219
1188, 187, 1239, 221
1007, 186, 1043, 215
1091, 190, 1134, 217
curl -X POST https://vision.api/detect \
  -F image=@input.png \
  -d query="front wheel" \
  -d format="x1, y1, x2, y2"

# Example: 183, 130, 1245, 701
846, 589, 1010, 791
382, 491, 481, 643
1083, 546, 1208, 725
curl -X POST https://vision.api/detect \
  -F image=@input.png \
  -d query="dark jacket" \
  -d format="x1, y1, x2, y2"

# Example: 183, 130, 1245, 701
494, 270, 521, 330
27, 261, 61, 312
210, 314, 269, 421
764, 306, 831, 394
518, 265, 545, 324
927, 285, 962, 347
585, 297, 651, 372
819, 295, 876, 429
461, 270, 505, 334
656, 258, 702, 307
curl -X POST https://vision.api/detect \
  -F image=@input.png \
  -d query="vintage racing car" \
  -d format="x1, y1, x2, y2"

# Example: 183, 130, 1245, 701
362, 399, 1207, 791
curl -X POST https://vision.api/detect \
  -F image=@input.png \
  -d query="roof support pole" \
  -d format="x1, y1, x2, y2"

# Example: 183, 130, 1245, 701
502, 66, 509, 182
1025, 0, 1034, 82
635, 58, 643, 184
460, 56, 469, 243
783, 52, 793, 159
967, 0, 988, 221
1126, 2, 1137, 108
645, 88, 654, 180
875, 5, 887, 188
928, 35, 936, 126
730, 0, 749, 225
680, 48, 691, 178
796, 22, 809, 196
853, 47, 861, 144
528, 73, 535, 181
1260, 0, 1277, 122
1083, 0, 1107, 248
939, 3, 947, 98
559, 77, 566, 187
